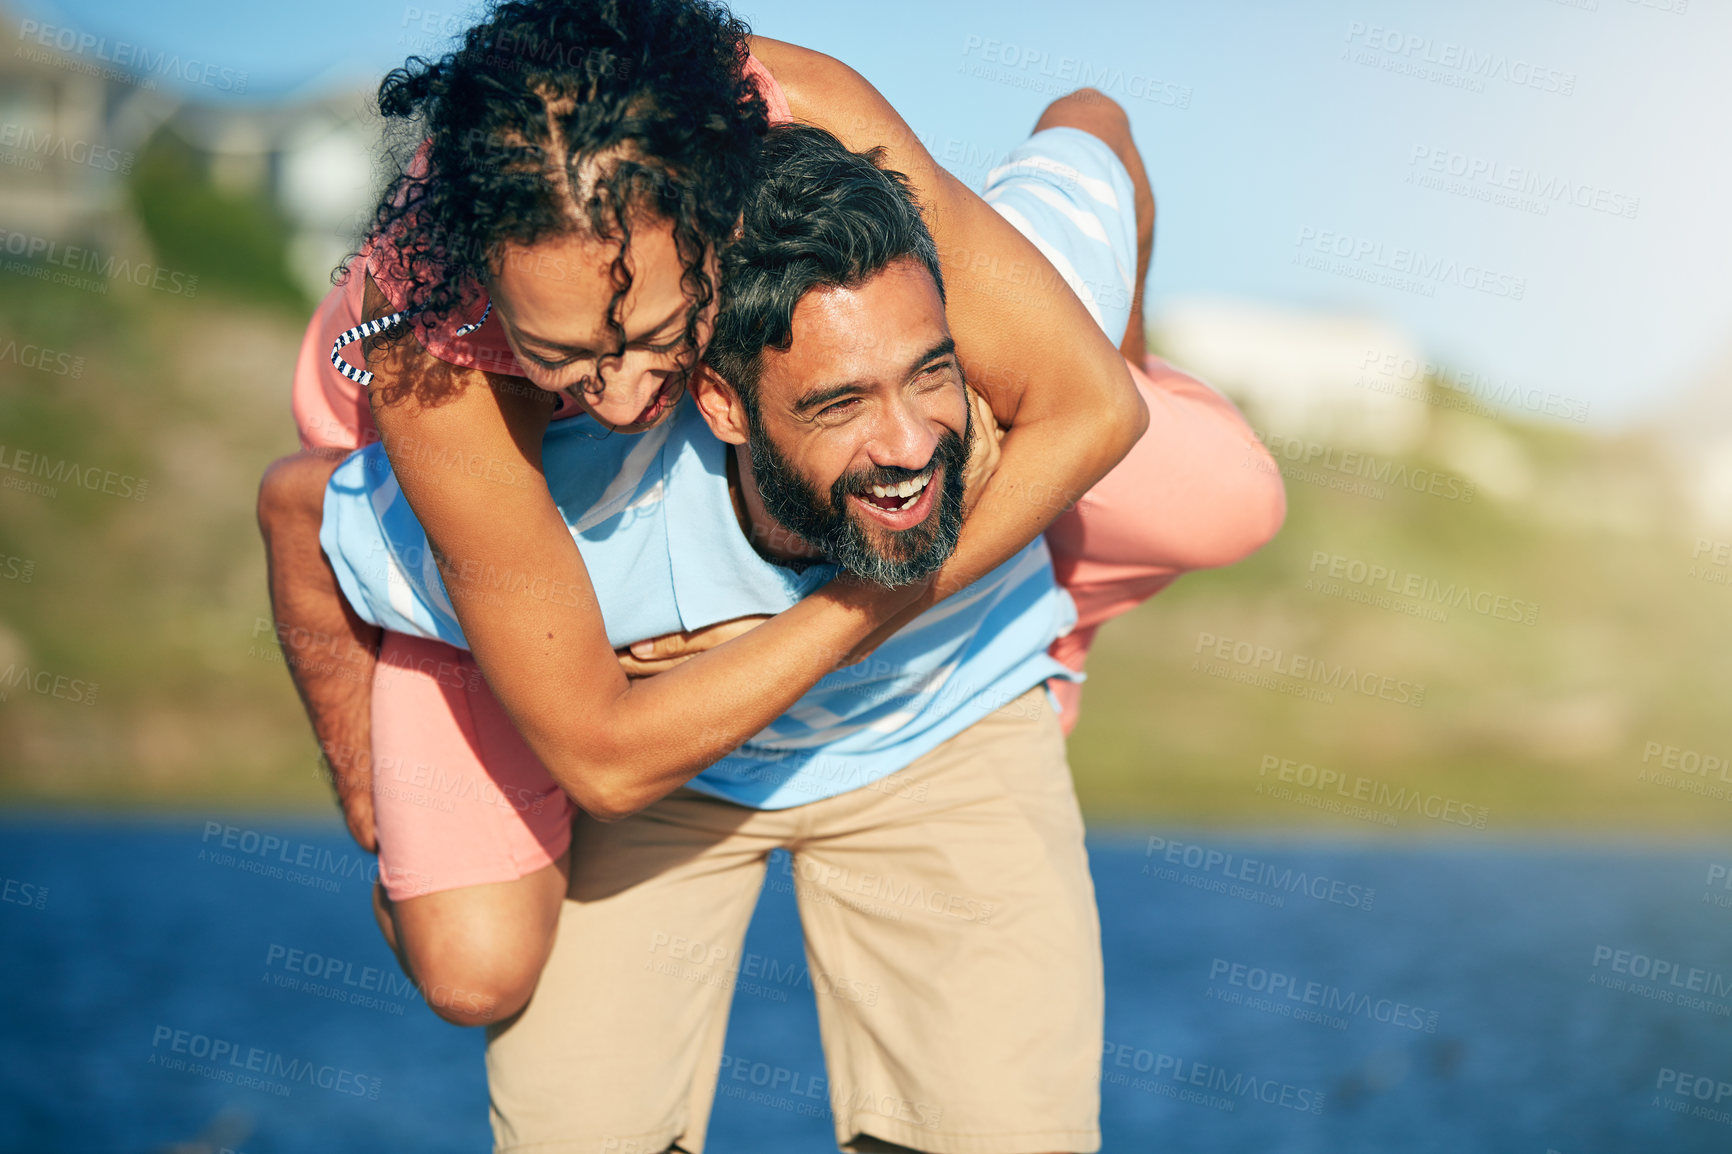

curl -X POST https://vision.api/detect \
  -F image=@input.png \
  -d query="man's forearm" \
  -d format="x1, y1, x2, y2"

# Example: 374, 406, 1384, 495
258, 453, 382, 846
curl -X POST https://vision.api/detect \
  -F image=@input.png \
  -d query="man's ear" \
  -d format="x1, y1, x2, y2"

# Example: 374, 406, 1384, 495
691, 366, 751, 446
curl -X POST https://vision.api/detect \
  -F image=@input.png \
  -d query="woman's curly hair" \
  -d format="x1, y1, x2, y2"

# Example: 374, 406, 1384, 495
357, 0, 767, 388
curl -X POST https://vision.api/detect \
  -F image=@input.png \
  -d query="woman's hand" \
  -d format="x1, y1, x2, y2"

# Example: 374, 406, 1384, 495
960, 384, 1004, 515
616, 615, 773, 678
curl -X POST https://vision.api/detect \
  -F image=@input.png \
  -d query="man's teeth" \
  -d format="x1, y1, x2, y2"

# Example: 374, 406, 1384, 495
868, 473, 931, 505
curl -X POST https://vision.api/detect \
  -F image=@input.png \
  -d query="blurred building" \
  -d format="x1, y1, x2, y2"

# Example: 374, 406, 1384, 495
157, 98, 381, 300
1656, 342, 1732, 533
0, 5, 381, 302
1150, 295, 1429, 455
0, 12, 156, 248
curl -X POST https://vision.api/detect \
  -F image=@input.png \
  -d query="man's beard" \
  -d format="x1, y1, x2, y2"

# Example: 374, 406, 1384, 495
746, 411, 971, 588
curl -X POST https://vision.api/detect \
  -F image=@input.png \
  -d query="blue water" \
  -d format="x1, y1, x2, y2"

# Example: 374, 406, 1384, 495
2, 818, 1730, 1153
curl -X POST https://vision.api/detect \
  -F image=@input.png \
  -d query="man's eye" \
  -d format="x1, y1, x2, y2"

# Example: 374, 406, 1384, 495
819, 398, 860, 418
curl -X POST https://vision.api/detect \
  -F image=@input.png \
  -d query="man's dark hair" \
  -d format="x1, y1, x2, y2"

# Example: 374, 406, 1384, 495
359, 0, 766, 386
706, 123, 945, 416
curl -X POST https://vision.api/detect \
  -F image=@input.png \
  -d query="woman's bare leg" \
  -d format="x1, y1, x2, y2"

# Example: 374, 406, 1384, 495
373, 851, 570, 1028
1033, 88, 1156, 363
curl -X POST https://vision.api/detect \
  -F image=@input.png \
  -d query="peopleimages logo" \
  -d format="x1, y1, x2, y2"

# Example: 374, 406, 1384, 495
1641, 741, 1730, 783
1, 876, 48, 910
1589, 945, 1732, 1017
0, 228, 198, 297
1342, 22, 1576, 96
1144, 835, 1377, 911
0, 122, 133, 174
1357, 347, 1591, 424
197, 822, 381, 893
261, 943, 424, 1017
1703, 864, 1732, 911
1207, 958, 1440, 1033
1251, 428, 1477, 504
1306, 550, 1539, 627
0, 444, 148, 500
0, 338, 85, 378
1192, 631, 1427, 708
1293, 227, 1526, 301
1406, 145, 1639, 220
1101, 1039, 1326, 1114
959, 34, 1193, 108
149, 1025, 380, 1099
0, 663, 98, 706
16, 21, 248, 92
1258, 754, 1489, 830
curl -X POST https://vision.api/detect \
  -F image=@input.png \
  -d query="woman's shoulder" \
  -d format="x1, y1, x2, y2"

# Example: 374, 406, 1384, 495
747, 37, 877, 123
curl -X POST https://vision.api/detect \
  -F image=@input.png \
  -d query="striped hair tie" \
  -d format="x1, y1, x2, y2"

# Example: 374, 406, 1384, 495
329, 302, 493, 388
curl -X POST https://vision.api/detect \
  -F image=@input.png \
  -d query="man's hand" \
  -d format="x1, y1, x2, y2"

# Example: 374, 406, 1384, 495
615, 615, 774, 678
960, 384, 1004, 515
325, 746, 378, 853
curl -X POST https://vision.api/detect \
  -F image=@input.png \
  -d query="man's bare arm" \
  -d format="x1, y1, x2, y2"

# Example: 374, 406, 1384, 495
753, 39, 1149, 651
257, 450, 381, 850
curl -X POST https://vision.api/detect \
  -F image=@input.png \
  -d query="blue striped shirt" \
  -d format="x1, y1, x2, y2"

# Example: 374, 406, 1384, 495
321, 397, 1078, 809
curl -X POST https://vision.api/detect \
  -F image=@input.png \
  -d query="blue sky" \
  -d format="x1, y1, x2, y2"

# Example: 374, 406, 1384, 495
11, 0, 1729, 426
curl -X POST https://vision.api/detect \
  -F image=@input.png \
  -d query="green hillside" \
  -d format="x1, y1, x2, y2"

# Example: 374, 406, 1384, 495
1069, 393, 1731, 834
0, 268, 317, 808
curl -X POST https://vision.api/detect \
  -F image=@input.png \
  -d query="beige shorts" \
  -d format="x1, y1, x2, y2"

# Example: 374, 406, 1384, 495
485, 686, 1104, 1154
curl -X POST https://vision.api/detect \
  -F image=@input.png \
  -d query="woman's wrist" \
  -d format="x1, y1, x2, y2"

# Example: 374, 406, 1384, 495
806, 572, 926, 636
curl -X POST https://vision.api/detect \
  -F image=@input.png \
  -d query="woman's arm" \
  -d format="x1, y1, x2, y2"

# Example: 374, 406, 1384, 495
361, 277, 919, 822
753, 38, 1149, 652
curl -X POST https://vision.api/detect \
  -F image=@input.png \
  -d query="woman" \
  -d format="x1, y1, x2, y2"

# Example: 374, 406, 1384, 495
259, 0, 1281, 1025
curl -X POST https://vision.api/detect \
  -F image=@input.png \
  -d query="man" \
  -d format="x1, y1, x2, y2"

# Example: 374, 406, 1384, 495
322, 111, 1153, 1153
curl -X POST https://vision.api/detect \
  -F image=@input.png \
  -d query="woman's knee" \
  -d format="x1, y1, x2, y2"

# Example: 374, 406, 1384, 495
385, 870, 566, 1027
257, 451, 341, 539
404, 939, 547, 1027
1035, 88, 1131, 145
421, 973, 531, 1027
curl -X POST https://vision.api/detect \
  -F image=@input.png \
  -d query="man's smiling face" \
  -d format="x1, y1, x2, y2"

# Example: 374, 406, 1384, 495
729, 256, 971, 587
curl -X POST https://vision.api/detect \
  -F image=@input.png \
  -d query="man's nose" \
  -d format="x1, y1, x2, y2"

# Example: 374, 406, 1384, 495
865, 392, 940, 472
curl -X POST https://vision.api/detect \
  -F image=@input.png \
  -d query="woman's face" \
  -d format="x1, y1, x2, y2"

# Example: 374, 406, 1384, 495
487, 219, 716, 434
